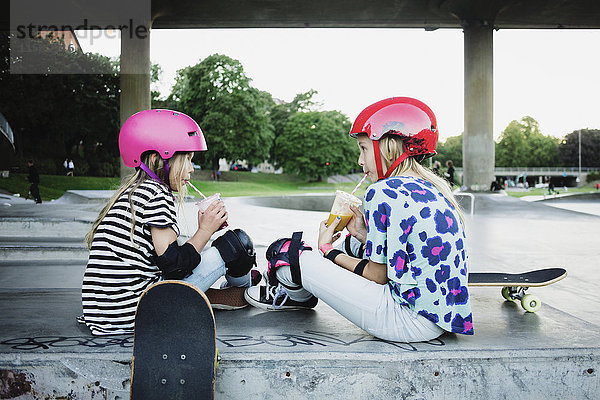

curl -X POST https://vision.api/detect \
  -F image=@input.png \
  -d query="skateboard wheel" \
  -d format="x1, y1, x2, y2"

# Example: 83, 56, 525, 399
501, 287, 516, 302
521, 294, 541, 312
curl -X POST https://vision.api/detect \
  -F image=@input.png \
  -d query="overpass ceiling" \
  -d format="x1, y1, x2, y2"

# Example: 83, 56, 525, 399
151, 0, 600, 29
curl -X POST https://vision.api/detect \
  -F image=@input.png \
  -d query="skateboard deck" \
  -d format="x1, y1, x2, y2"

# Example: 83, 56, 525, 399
130, 281, 216, 400
468, 268, 567, 312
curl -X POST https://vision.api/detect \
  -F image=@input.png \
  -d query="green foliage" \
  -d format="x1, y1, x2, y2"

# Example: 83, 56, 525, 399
0, 32, 120, 175
168, 54, 274, 168
433, 134, 462, 167
275, 110, 357, 181
587, 170, 600, 182
495, 116, 560, 167
269, 89, 320, 168
559, 129, 600, 167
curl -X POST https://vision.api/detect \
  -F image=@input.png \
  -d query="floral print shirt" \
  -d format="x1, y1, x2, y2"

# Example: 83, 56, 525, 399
364, 176, 473, 335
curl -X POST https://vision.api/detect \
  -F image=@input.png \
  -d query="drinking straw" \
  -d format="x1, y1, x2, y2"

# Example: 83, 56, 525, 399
187, 181, 207, 199
350, 173, 368, 196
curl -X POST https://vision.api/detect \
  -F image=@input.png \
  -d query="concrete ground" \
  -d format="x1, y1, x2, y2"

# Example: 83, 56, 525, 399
0, 189, 599, 399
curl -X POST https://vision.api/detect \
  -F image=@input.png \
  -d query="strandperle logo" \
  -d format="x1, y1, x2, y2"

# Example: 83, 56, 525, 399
10, 0, 150, 74
14, 19, 149, 42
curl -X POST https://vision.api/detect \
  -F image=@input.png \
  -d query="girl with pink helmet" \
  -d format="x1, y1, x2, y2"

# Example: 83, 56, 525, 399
81, 109, 257, 335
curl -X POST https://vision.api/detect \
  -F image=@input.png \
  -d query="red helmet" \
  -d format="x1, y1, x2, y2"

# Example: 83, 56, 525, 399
350, 97, 438, 180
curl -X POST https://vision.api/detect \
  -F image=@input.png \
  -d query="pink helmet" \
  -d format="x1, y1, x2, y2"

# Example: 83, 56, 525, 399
119, 109, 207, 168
349, 97, 438, 180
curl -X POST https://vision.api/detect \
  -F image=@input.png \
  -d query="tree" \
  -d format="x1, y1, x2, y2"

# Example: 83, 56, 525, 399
495, 116, 560, 167
275, 110, 356, 181
269, 89, 319, 168
559, 129, 600, 167
433, 134, 462, 167
168, 54, 274, 169
0, 32, 120, 175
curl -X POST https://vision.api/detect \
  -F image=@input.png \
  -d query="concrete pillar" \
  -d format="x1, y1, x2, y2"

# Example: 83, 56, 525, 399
119, 25, 151, 178
463, 21, 494, 191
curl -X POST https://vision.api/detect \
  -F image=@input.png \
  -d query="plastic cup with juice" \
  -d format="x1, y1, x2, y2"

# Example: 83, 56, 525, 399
196, 192, 228, 230
326, 190, 362, 231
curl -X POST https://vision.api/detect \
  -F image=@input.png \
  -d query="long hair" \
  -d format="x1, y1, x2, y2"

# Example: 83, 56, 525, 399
84, 151, 191, 249
378, 135, 465, 225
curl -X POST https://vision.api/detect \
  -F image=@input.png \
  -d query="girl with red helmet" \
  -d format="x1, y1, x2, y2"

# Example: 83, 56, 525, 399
81, 109, 257, 335
246, 97, 473, 342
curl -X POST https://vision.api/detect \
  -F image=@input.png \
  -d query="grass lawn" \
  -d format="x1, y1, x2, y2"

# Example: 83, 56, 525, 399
0, 171, 367, 201
4, 170, 595, 202
505, 183, 600, 198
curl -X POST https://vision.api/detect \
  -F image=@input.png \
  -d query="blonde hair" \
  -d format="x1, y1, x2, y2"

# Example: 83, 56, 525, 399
84, 152, 191, 249
378, 135, 465, 225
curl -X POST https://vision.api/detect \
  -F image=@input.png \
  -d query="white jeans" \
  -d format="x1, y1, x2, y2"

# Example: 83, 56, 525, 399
277, 244, 444, 343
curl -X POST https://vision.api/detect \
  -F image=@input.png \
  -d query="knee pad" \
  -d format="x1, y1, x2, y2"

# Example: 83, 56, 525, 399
266, 232, 312, 287
212, 229, 256, 277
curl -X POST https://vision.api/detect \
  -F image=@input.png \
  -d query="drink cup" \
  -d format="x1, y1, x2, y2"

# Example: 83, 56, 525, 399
196, 192, 228, 230
327, 190, 362, 231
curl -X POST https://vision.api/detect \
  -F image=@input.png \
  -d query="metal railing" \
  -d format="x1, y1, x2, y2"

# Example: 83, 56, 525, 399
455, 167, 598, 173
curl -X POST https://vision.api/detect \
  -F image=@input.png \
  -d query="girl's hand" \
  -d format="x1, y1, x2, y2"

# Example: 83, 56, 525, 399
197, 200, 227, 235
318, 219, 341, 249
346, 205, 367, 244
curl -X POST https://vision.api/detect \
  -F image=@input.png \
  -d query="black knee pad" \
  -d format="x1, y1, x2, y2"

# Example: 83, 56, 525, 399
212, 229, 256, 277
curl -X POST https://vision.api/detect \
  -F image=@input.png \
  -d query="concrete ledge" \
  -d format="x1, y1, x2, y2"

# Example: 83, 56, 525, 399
1, 288, 599, 399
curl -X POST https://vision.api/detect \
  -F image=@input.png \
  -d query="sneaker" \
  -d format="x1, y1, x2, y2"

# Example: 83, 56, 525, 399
219, 269, 262, 289
245, 284, 318, 311
206, 287, 249, 310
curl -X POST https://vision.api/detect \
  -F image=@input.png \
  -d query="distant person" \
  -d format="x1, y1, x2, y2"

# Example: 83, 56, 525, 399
596, 183, 599, 191
246, 97, 473, 342
445, 160, 455, 187
81, 109, 259, 335
432, 160, 441, 176
26, 159, 42, 204
63, 158, 69, 175
67, 159, 74, 176
490, 179, 502, 192
548, 179, 555, 195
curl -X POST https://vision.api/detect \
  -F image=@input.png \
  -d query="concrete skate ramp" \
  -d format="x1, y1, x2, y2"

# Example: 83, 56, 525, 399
1, 191, 599, 398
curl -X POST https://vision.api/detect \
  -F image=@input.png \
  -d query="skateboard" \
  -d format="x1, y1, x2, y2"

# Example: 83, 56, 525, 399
468, 268, 567, 312
130, 281, 217, 400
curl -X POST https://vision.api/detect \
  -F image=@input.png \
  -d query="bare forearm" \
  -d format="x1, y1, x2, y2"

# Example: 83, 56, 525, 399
186, 229, 213, 254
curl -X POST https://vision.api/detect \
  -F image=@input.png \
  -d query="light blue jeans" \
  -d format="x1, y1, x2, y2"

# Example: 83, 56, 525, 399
161, 247, 251, 291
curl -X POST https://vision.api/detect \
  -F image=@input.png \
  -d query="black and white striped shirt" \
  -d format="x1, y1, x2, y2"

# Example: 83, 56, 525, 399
82, 179, 179, 335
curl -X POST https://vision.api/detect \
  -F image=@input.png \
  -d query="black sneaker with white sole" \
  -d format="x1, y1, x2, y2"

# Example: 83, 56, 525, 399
245, 284, 318, 311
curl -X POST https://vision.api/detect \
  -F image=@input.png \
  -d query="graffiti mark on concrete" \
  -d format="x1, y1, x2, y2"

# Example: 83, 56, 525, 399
1, 336, 133, 350
217, 330, 445, 351
1, 331, 445, 352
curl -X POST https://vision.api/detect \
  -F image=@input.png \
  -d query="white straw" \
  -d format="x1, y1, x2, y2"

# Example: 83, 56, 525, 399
350, 173, 368, 196
187, 181, 207, 199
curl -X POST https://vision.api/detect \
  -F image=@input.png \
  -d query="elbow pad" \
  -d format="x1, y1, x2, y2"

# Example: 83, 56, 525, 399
155, 242, 201, 280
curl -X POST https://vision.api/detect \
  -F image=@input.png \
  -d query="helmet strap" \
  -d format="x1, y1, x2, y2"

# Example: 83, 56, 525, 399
139, 159, 171, 190
372, 140, 385, 181
373, 140, 409, 181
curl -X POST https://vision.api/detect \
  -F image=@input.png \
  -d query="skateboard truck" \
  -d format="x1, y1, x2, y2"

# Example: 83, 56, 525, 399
468, 268, 566, 313
501, 286, 541, 313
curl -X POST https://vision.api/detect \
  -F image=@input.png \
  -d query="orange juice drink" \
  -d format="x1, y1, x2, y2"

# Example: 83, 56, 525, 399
327, 190, 362, 231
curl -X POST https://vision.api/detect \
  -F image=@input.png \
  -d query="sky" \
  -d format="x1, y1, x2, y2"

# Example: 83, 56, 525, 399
75, 28, 600, 142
